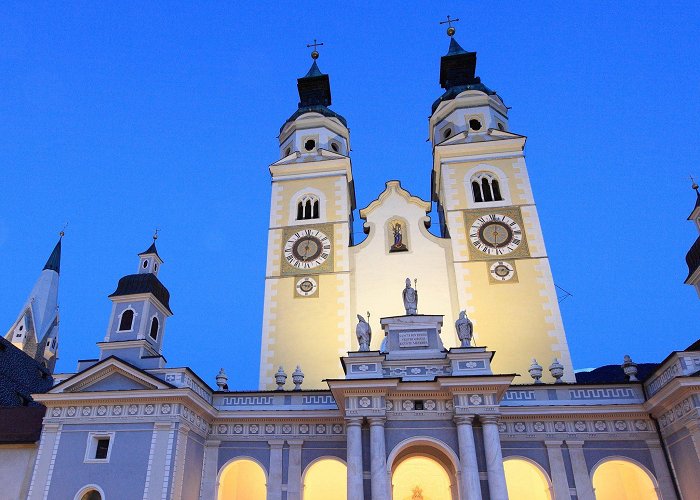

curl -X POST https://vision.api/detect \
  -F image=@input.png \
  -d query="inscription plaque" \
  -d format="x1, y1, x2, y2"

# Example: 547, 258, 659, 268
398, 330, 429, 348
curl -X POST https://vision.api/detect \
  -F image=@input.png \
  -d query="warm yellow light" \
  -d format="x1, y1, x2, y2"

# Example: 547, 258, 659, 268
503, 458, 552, 500
218, 459, 267, 500
392, 456, 453, 500
592, 460, 658, 500
303, 458, 347, 500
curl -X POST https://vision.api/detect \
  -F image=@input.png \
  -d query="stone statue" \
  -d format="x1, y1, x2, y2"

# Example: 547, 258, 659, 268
402, 278, 418, 315
455, 310, 473, 347
390, 222, 407, 252
355, 314, 372, 351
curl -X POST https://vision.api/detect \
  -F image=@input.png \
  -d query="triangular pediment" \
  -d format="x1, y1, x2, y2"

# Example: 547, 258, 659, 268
50, 356, 173, 394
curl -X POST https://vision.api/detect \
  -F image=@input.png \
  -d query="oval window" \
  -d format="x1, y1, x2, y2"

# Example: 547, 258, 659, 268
304, 139, 316, 151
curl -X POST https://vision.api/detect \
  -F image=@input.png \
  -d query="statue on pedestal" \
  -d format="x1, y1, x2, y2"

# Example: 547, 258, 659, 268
455, 310, 473, 347
355, 314, 372, 351
402, 278, 418, 315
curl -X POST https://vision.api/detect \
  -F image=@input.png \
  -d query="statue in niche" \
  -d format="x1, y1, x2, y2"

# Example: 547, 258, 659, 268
355, 314, 372, 351
455, 310, 474, 347
402, 278, 418, 315
389, 220, 408, 252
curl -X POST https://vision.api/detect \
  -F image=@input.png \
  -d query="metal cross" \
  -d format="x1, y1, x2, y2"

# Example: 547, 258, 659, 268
439, 15, 460, 29
59, 221, 68, 238
306, 39, 324, 52
153, 228, 160, 241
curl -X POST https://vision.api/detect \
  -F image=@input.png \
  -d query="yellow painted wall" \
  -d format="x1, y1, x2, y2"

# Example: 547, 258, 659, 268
218, 459, 267, 500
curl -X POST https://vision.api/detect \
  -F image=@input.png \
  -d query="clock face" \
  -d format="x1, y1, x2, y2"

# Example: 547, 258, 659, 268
284, 229, 331, 269
469, 214, 522, 256
295, 277, 318, 297
489, 261, 515, 281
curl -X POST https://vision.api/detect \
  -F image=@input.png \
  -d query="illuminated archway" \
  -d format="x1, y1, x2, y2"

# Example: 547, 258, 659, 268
217, 457, 267, 500
591, 457, 659, 500
302, 457, 347, 500
388, 437, 458, 500
503, 457, 553, 500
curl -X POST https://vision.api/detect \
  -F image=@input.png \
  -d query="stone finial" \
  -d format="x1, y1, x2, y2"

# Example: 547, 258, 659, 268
549, 358, 564, 384
215, 368, 229, 391
402, 277, 418, 315
622, 355, 639, 382
275, 366, 287, 391
528, 358, 543, 384
292, 365, 304, 391
455, 310, 473, 348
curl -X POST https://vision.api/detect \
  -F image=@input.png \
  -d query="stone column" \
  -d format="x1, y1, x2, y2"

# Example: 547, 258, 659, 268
646, 439, 678, 500
346, 418, 365, 500
480, 415, 508, 500
368, 417, 389, 500
198, 439, 221, 500
544, 440, 571, 500
566, 440, 594, 500
267, 439, 285, 500
686, 420, 700, 462
287, 440, 303, 500
454, 415, 482, 500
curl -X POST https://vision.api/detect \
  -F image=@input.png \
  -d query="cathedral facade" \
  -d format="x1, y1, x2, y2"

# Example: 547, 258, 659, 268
2, 31, 700, 500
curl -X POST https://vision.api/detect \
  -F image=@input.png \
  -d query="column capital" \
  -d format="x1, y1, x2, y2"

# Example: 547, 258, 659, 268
454, 414, 476, 426
268, 439, 285, 448
346, 417, 364, 427
645, 439, 663, 449
479, 414, 501, 425
367, 416, 386, 426
204, 439, 222, 447
287, 439, 304, 447
565, 440, 585, 448
544, 440, 564, 447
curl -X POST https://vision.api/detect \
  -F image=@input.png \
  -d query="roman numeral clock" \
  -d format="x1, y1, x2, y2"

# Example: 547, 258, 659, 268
280, 224, 335, 297
464, 208, 530, 284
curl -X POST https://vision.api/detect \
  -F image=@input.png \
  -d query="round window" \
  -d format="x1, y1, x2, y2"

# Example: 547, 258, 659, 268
142, 260, 148, 269
330, 142, 340, 152
304, 139, 316, 151
469, 119, 482, 131
443, 128, 452, 139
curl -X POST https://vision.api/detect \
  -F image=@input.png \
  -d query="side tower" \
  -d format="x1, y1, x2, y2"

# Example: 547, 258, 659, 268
684, 181, 700, 294
259, 50, 355, 389
4, 235, 62, 372
430, 31, 575, 381
96, 237, 172, 369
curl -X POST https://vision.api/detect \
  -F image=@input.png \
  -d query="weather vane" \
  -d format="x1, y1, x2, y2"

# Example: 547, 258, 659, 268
307, 38, 323, 60
59, 222, 68, 238
153, 228, 160, 241
691, 175, 698, 191
439, 15, 460, 37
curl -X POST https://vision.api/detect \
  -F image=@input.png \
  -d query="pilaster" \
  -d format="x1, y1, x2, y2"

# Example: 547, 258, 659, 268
198, 440, 221, 500
267, 439, 285, 500
566, 440, 594, 500
286, 440, 303, 500
544, 440, 570, 500
645, 439, 678, 500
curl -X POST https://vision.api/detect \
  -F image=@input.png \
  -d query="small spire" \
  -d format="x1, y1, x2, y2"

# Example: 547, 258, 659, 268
306, 38, 323, 60
439, 15, 460, 37
43, 236, 62, 274
153, 228, 160, 241
139, 230, 161, 258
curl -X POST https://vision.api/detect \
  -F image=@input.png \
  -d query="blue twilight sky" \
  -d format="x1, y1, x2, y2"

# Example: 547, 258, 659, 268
1, 2, 699, 389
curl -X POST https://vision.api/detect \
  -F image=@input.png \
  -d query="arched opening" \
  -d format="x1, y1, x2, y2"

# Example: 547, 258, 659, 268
217, 458, 267, 500
303, 457, 347, 500
149, 317, 159, 340
389, 438, 458, 500
296, 194, 320, 221
470, 172, 505, 203
118, 309, 134, 331
481, 177, 493, 201
471, 181, 483, 203
591, 458, 659, 500
503, 457, 553, 500
74, 485, 104, 500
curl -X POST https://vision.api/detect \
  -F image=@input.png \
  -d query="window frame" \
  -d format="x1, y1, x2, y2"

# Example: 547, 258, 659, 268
84, 432, 115, 464
116, 307, 136, 333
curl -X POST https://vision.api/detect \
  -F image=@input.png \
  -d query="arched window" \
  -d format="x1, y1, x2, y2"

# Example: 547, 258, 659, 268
392, 455, 453, 500
149, 317, 159, 340
503, 457, 553, 500
80, 492, 101, 500
303, 458, 347, 500
296, 194, 320, 221
471, 172, 504, 203
218, 458, 267, 500
591, 458, 659, 500
74, 485, 104, 500
118, 309, 134, 331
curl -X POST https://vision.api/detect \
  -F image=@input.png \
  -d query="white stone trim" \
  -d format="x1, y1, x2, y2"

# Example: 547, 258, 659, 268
287, 186, 328, 226
43, 425, 62, 499
83, 431, 115, 463
588, 455, 660, 496
463, 163, 513, 209
161, 424, 177, 500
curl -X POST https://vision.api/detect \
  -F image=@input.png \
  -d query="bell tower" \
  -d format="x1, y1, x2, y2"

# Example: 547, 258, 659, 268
259, 46, 356, 389
430, 26, 575, 381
